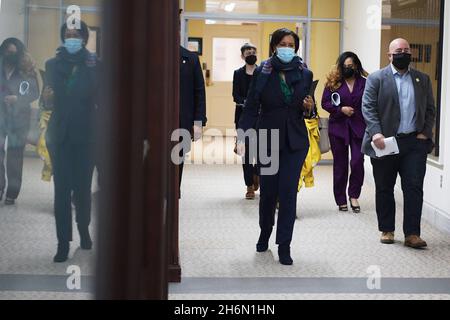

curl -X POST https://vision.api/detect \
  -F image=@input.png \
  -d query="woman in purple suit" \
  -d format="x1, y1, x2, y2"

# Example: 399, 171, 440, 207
322, 52, 368, 213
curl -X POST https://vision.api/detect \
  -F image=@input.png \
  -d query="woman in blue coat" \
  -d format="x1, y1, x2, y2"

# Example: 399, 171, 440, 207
237, 28, 314, 265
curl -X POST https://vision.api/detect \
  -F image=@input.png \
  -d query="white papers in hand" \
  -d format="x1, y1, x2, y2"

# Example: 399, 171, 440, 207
371, 137, 400, 158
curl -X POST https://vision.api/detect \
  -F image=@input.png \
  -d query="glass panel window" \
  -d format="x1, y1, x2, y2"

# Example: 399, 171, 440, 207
212, 37, 250, 82
312, 0, 341, 19
186, 0, 308, 16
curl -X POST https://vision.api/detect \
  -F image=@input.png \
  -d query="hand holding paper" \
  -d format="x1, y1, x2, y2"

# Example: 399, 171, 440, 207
371, 136, 400, 158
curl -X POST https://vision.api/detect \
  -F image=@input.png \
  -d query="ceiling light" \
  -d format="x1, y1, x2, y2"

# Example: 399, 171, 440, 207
224, 2, 236, 12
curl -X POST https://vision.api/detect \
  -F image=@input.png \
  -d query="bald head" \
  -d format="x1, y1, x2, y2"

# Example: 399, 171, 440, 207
389, 38, 410, 54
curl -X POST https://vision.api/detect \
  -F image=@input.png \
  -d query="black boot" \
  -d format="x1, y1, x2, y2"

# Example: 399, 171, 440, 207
256, 228, 272, 252
5, 198, 15, 206
78, 224, 92, 250
278, 245, 293, 265
53, 242, 70, 263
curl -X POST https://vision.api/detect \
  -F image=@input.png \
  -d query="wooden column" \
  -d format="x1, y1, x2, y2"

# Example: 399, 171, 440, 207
96, 0, 180, 299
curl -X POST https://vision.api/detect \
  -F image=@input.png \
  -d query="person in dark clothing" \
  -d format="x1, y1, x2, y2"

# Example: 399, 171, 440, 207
179, 46, 207, 188
233, 43, 260, 200
237, 28, 314, 265
42, 21, 100, 263
0, 38, 39, 205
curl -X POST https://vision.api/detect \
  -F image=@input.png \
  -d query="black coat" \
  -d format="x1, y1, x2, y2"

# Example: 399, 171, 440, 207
44, 48, 100, 146
238, 61, 313, 152
232, 66, 254, 126
180, 47, 207, 130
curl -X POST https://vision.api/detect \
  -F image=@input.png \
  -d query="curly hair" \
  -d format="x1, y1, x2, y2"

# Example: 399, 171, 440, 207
325, 51, 369, 92
0, 38, 37, 79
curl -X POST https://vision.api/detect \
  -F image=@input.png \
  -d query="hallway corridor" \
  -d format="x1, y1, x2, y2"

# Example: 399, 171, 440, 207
171, 162, 450, 299
0, 157, 450, 299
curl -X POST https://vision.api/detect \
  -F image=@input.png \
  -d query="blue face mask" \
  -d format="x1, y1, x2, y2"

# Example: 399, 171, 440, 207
276, 47, 296, 63
64, 38, 83, 54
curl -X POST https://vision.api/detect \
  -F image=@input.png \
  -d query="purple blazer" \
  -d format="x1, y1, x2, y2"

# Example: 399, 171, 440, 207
321, 75, 367, 144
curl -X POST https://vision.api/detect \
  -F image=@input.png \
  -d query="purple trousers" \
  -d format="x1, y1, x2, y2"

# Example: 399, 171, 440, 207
329, 133, 365, 206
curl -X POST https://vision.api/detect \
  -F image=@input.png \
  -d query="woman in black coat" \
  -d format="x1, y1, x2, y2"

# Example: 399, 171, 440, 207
42, 21, 100, 263
0, 38, 39, 205
237, 29, 314, 265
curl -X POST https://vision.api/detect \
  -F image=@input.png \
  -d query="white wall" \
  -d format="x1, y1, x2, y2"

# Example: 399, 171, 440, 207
0, 0, 26, 43
421, 0, 450, 233
342, 0, 382, 73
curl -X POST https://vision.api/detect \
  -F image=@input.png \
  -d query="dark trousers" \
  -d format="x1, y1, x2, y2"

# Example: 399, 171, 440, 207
178, 132, 190, 191
48, 141, 94, 243
242, 139, 259, 187
259, 146, 308, 247
371, 135, 429, 237
0, 136, 25, 200
329, 133, 365, 206
179, 160, 184, 189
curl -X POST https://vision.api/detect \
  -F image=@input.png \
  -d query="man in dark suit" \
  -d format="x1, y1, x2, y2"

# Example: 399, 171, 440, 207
179, 46, 207, 187
233, 43, 259, 200
362, 38, 436, 248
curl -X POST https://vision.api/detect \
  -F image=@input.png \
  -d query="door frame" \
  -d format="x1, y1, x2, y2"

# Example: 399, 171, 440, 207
182, 14, 310, 65
180, 0, 345, 66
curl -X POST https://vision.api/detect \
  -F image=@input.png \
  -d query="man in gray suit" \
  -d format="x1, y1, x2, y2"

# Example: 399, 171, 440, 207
362, 38, 435, 249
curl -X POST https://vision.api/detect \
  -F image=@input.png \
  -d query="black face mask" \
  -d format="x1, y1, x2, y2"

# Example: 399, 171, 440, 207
392, 53, 411, 70
245, 55, 257, 66
3, 54, 19, 65
342, 67, 355, 79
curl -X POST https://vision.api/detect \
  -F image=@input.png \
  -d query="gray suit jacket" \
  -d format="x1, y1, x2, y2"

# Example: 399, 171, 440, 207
361, 65, 436, 158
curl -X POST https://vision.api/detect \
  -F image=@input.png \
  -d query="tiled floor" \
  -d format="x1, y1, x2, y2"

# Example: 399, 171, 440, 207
0, 158, 97, 278
1, 146, 450, 300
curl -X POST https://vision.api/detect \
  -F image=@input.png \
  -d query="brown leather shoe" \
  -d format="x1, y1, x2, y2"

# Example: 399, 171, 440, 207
253, 175, 260, 192
404, 235, 427, 249
380, 232, 395, 244
246, 186, 255, 200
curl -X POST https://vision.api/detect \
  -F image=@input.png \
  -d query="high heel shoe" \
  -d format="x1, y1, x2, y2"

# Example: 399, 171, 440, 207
350, 198, 361, 213
53, 242, 70, 263
338, 204, 348, 212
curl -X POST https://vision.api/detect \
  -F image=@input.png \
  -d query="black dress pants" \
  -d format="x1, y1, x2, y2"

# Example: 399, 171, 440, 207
48, 141, 95, 243
371, 135, 429, 237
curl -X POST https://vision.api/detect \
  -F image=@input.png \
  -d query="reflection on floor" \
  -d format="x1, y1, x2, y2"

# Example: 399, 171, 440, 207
1, 153, 450, 300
